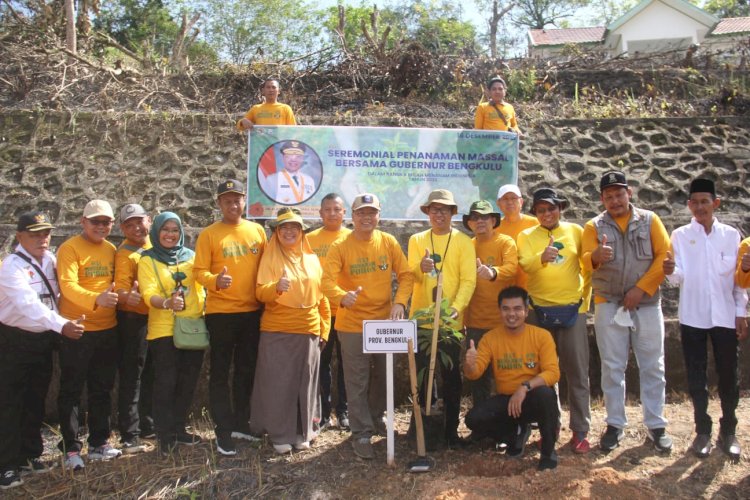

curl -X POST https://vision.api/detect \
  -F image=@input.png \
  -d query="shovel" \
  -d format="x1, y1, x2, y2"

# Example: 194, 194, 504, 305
407, 338, 434, 472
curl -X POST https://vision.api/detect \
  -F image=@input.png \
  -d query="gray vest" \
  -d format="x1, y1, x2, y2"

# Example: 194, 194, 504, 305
591, 205, 661, 305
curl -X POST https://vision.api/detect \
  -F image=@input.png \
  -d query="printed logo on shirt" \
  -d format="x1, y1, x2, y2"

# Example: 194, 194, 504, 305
84, 261, 112, 278
313, 243, 329, 258
349, 257, 376, 276
483, 256, 496, 266
256, 110, 281, 120
495, 352, 538, 371
377, 255, 389, 271
525, 352, 537, 369
250, 242, 260, 255
222, 242, 251, 258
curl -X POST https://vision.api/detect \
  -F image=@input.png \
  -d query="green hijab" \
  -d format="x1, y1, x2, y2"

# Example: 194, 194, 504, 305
142, 212, 194, 266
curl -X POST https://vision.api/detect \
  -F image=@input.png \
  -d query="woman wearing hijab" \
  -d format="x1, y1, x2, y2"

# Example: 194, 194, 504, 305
137, 212, 205, 453
251, 208, 331, 454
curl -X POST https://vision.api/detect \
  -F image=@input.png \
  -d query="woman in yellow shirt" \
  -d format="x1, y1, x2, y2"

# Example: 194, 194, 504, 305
137, 212, 205, 453
251, 209, 330, 454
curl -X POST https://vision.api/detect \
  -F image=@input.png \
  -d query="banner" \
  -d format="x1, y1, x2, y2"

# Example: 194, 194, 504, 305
246, 125, 518, 220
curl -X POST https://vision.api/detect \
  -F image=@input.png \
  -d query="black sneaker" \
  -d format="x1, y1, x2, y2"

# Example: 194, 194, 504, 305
121, 437, 147, 454
337, 412, 350, 430
599, 425, 624, 451
537, 451, 559, 471
647, 428, 673, 452
216, 435, 237, 456
175, 432, 202, 446
0, 469, 23, 490
718, 433, 741, 462
506, 424, 532, 458
20, 458, 52, 474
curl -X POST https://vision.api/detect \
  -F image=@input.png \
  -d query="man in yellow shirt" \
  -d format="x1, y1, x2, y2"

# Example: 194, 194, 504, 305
496, 184, 538, 289
737, 237, 750, 288
194, 179, 267, 456
236, 78, 296, 131
518, 188, 592, 454
322, 193, 413, 459
408, 189, 476, 447
114, 204, 153, 454
581, 170, 672, 453
462, 200, 518, 405
474, 76, 520, 134
464, 286, 560, 470
307, 193, 351, 430
56, 200, 121, 469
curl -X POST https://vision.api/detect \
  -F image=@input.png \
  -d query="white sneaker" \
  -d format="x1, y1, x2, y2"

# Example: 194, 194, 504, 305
64, 452, 85, 471
273, 443, 292, 454
231, 431, 260, 442
293, 436, 311, 450
89, 444, 122, 461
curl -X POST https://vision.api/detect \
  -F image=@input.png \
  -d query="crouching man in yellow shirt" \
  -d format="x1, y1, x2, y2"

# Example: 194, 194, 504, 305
464, 286, 560, 471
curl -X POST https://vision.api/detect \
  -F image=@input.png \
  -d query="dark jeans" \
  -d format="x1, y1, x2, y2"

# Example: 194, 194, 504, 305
416, 337, 462, 439
57, 328, 118, 453
465, 328, 494, 405
680, 324, 739, 436
0, 323, 56, 470
465, 386, 560, 456
139, 349, 155, 435
149, 337, 204, 442
116, 311, 150, 441
319, 322, 347, 419
206, 311, 260, 438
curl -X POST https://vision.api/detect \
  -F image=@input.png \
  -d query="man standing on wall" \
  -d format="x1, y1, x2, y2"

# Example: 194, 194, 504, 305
496, 184, 538, 289
582, 171, 672, 453
236, 78, 296, 131
308, 193, 351, 430
194, 179, 267, 456
663, 178, 747, 461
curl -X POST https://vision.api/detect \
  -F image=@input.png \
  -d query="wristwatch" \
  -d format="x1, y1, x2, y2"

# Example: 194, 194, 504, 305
522, 381, 532, 392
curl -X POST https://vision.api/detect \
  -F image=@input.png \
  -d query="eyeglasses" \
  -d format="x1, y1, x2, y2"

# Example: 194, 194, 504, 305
86, 218, 113, 227
428, 207, 452, 215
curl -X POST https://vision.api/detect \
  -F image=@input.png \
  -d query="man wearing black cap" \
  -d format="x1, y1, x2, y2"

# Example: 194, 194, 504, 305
517, 188, 592, 454
0, 212, 85, 488
582, 171, 673, 453
260, 141, 317, 204
463, 200, 518, 405
194, 179, 267, 456
663, 178, 747, 461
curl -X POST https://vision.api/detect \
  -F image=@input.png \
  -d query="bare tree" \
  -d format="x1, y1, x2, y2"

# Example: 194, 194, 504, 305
488, 1, 515, 58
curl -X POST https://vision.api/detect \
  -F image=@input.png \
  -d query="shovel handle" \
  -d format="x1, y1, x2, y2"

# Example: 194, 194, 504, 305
425, 273, 443, 415
408, 339, 426, 457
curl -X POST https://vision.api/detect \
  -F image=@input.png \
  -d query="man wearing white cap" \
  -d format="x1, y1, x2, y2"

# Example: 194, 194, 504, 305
114, 204, 153, 454
496, 184, 538, 289
57, 200, 122, 469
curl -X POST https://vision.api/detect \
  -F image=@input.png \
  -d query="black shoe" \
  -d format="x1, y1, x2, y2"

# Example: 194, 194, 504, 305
599, 425, 624, 451
121, 437, 147, 454
0, 469, 23, 490
216, 435, 237, 456
538, 451, 559, 471
20, 457, 52, 474
337, 412, 350, 430
718, 434, 741, 462
446, 434, 471, 449
691, 434, 713, 458
176, 432, 201, 446
506, 424, 532, 458
319, 417, 332, 432
647, 428, 673, 452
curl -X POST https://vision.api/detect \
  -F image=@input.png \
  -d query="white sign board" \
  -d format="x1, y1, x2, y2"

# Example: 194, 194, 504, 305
362, 320, 418, 354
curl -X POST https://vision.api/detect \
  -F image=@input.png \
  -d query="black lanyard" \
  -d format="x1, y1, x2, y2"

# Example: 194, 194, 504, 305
429, 229, 453, 278
14, 251, 58, 309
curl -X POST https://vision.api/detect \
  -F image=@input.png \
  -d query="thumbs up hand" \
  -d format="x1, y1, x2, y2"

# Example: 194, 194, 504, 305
465, 338, 478, 370
341, 286, 362, 308
125, 280, 142, 307
61, 315, 86, 340
96, 282, 119, 308
476, 257, 495, 281
663, 250, 675, 275
541, 235, 559, 263
276, 269, 291, 294
216, 266, 232, 290
420, 248, 435, 273
593, 233, 614, 265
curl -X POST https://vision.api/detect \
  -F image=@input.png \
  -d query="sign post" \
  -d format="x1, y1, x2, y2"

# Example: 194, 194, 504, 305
362, 320, 418, 466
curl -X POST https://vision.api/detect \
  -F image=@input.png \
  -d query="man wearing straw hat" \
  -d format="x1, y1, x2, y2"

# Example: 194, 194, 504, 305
408, 189, 476, 447
322, 193, 413, 459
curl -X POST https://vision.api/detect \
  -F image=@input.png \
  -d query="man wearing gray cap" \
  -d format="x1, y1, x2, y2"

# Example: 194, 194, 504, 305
0, 212, 85, 489
114, 204, 153, 453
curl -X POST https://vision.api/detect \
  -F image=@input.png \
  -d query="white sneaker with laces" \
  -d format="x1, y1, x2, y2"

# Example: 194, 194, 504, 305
89, 444, 122, 461
64, 452, 85, 471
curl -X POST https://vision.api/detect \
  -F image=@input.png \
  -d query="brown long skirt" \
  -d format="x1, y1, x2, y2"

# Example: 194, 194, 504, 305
250, 331, 320, 445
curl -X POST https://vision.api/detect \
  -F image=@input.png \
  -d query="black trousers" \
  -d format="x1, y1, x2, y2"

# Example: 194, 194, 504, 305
319, 320, 347, 419
116, 311, 150, 441
680, 324, 739, 436
149, 337, 204, 442
0, 323, 56, 470
465, 327, 493, 405
465, 386, 560, 456
416, 338, 462, 439
57, 328, 118, 453
206, 311, 260, 438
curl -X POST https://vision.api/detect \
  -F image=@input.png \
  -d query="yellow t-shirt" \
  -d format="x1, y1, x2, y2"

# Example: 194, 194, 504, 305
408, 229, 476, 325
138, 255, 205, 341
307, 226, 352, 316
256, 283, 331, 339
736, 237, 750, 289
57, 235, 117, 331
496, 214, 538, 289
465, 233, 518, 330
193, 220, 267, 314
322, 230, 413, 333
115, 237, 152, 315
464, 323, 560, 395
474, 101, 519, 132
236, 102, 296, 129
517, 222, 591, 312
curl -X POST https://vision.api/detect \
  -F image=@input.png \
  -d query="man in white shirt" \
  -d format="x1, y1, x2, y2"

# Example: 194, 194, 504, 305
260, 141, 316, 205
0, 212, 84, 489
664, 178, 748, 461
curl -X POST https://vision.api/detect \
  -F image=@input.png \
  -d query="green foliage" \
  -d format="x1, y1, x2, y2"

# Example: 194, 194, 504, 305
702, 0, 750, 18
412, 298, 464, 387
95, 0, 179, 56
512, 0, 591, 29
506, 67, 537, 101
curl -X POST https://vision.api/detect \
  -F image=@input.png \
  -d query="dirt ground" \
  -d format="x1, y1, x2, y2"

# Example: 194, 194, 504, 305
4, 396, 749, 499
